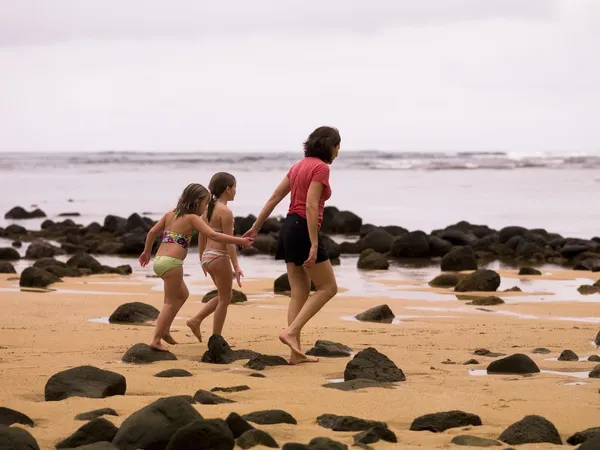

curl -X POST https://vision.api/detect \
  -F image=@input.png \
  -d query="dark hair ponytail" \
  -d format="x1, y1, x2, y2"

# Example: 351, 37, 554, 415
206, 172, 236, 222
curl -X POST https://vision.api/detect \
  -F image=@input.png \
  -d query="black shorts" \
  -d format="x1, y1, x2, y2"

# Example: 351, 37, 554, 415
275, 213, 329, 266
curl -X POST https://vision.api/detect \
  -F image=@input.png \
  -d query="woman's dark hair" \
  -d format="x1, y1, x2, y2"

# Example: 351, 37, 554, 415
303, 126, 341, 163
174, 183, 209, 217
206, 172, 237, 222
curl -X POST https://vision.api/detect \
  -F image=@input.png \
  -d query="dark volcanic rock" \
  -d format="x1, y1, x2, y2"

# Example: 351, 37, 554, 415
193, 390, 234, 405
558, 349, 579, 361
75, 408, 118, 421
242, 410, 297, 425
155, 369, 193, 378
409, 410, 482, 432
0, 261, 16, 274
244, 355, 288, 370
112, 396, 202, 450
122, 343, 177, 364
25, 240, 61, 259
438, 230, 478, 246
322, 379, 383, 391
274, 273, 316, 294
56, 418, 118, 449
5, 206, 46, 219
440, 246, 478, 272
359, 228, 394, 253
474, 348, 505, 358
467, 296, 505, 306
532, 348, 551, 354
589, 365, 600, 378
225, 412, 255, 439
0, 425, 40, 450
108, 302, 159, 324
596, 330, 600, 346
353, 426, 397, 445
306, 340, 352, 358
344, 347, 405, 382
252, 234, 277, 254
504, 286, 522, 292
578, 435, 600, 450
211, 385, 250, 393
357, 249, 389, 270
201, 334, 260, 364
567, 427, 600, 445
463, 359, 479, 365
0, 247, 21, 261
498, 226, 529, 244
166, 419, 234, 450
202, 289, 247, 303
487, 354, 540, 375
19, 267, 61, 288
588, 355, 600, 362
307, 437, 347, 450
498, 415, 562, 445
45, 366, 126, 401
67, 253, 103, 273
237, 429, 279, 449
428, 235, 453, 257
388, 231, 430, 258
355, 305, 395, 324
518, 267, 542, 275
450, 435, 501, 447
578, 284, 599, 295
428, 273, 465, 288
317, 414, 386, 432
455, 269, 501, 292
329, 210, 363, 234
0, 407, 34, 427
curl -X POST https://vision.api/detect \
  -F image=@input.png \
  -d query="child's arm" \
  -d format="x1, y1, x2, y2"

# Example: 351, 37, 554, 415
222, 209, 243, 285
190, 215, 253, 247
139, 214, 166, 267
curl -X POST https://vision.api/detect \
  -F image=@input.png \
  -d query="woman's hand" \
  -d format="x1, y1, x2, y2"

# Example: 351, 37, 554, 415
138, 251, 151, 268
303, 244, 318, 268
238, 236, 255, 248
242, 226, 259, 240
233, 266, 244, 287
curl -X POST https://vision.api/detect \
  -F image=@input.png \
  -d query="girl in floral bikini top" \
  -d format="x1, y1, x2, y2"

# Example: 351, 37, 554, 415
138, 183, 254, 352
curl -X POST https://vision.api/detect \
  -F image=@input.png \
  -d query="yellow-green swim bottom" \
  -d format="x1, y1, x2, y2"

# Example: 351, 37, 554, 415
153, 256, 184, 277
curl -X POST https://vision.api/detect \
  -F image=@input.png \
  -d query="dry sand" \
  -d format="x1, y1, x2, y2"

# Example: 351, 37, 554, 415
1, 270, 599, 449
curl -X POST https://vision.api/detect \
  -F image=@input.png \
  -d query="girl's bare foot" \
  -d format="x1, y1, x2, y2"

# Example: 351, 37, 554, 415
289, 353, 319, 365
163, 333, 178, 345
149, 341, 169, 352
186, 319, 202, 342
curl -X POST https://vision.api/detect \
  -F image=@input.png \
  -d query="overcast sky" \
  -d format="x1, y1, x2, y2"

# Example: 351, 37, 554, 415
0, 0, 598, 153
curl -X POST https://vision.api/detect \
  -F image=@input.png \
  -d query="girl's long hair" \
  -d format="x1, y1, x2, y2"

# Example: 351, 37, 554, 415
174, 183, 209, 217
206, 172, 236, 222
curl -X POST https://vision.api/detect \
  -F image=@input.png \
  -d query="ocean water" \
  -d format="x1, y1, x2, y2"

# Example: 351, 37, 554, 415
1, 151, 599, 238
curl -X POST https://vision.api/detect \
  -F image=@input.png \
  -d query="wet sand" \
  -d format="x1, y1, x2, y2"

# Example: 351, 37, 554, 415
1, 270, 599, 449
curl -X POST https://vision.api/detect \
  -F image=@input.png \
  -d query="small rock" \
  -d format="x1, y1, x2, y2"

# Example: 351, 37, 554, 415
588, 355, 600, 362
410, 410, 482, 432
0, 425, 40, 450
0, 247, 21, 261
578, 285, 599, 295
108, 302, 159, 324
225, 412, 255, 438
589, 364, 600, 378
322, 379, 383, 391
19, 266, 61, 288
25, 240, 61, 259
344, 347, 406, 382
242, 410, 297, 425
428, 273, 465, 288
463, 359, 479, 365
121, 343, 177, 364
56, 418, 118, 449
202, 288, 248, 303
237, 429, 279, 449
45, 365, 126, 401
75, 408, 118, 421
166, 419, 234, 450
306, 340, 352, 358
154, 369, 193, 378
353, 426, 397, 444
566, 426, 600, 445
498, 415, 562, 445
308, 437, 348, 450
504, 286, 522, 292
244, 355, 288, 371
441, 359, 457, 365
317, 414, 386, 432
357, 249, 389, 270
211, 385, 250, 393
558, 349, 579, 361
0, 261, 16, 273
455, 270, 501, 292
5, 206, 46, 219
201, 334, 260, 364
249, 373, 266, 378
578, 435, 600, 450
532, 348, 551, 354
518, 267, 541, 275
440, 246, 478, 271
0, 407, 34, 427
274, 273, 316, 294
193, 390, 235, 405
451, 435, 501, 446
487, 354, 540, 375
355, 305, 395, 324
467, 296, 504, 306
474, 349, 505, 357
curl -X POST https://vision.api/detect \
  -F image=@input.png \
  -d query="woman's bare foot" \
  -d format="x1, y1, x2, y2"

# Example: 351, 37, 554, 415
279, 330, 305, 356
149, 341, 169, 352
163, 333, 178, 345
186, 319, 202, 342
288, 353, 319, 365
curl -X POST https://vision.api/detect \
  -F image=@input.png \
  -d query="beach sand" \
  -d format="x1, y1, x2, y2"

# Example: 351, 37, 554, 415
1, 270, 599, 449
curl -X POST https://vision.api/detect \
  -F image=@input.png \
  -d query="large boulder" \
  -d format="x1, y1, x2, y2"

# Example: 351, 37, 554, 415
113, 396, 202, 450
0, 247, 20, 261
251, 234, 277, 255
317, 414, 387, 432
428, 273, 465, 288
0, 262, 16, 274
103, 215, 127, 234
455, 269, 501, 292
357, 249, 389, 270
67, 253, 103, 274
19, 267, 61, 288
0, 425, 40, 449
498, 226, 529, 244
45, 366, 126, 401
388, 231, 430, 258
359, 229, 394, 253
410, 410, 482, 432
55, 418, 119, 449
118, 232, 145, 255
344, 347, 405, 382
320, 234, 341, 260
242, 410, 297, 425
166, 419, 234, 450
5, 206, 46, 219
328, 210, 362, 234
487, 354, 540, 375
428, 236, 453, 257
25, 240, 62, 259
437, 230, 478, 246
498, 415, 562, 445
108, 302, 159, 324
440, 246, 477, 271
0, 407, 34, 427
274, 273, 316, 294
236, 429, 279, 449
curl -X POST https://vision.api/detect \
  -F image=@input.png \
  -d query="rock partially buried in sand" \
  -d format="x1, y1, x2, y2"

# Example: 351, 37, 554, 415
474, 348, 505, 358
274, 273, 316, 294
518, 267, 542, 275
558, 349, 579, 361
201, 334, 260, 365
322, 378, 384, 392
55, 418, 119, 449
154, 369, 193, 378
466, 296, 504, 306
202, 289, 247, 303
0, 247, 20, 261
45, 365, 126, 401
122, 343, 177, 364
193, 390, 235, 405
25, 239, 63, 259
225, 412, 255, 438
166, 419, 234, 450
355, 305, 395, 324
450, 435, 501, 446
578, 435, 600, 450
578, 284, 599, 295
306, 340, 352, 358
0, 261, 17, 273
440, 246, 478, 272
567, 427, 600, 445
113, 396, 202, 450
244, 355, 288, 371
588, 355, 600, 362
317, 414, 387, 432
498, 415, 562, 445
211, 385, 250, 393
108, 302, 159, 324
410, 410, 482, 433
357, 249, 389, 270
236, 429, 279, 449
344, 347, 406, 383
595, 330, 600, 346
0, 407, 34, 427
486, 354, 540, 375
428, 273, 466, 288
353, 425, 397, 445
75, 408, 118, 421
388, 230, 430, 258
589, 364, 600, 378
0, 424, 40, 450
455, 269, 501, 292
532, 348, 551, 354
242, 410, 297, 425
67, 253, 103, 274
19, 266, 61, 288
504, 286, 522, 292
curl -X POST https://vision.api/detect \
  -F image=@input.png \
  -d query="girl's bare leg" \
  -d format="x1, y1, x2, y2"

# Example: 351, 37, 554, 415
150, 267, 188, 351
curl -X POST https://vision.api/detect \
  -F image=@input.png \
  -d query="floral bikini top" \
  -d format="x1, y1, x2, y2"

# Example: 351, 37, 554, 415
162, 230, 192, 250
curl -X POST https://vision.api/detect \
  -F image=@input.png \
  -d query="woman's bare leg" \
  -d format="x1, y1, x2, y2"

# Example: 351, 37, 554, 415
150, 267, 187, 351
279, 260, 337, 363
285, 263, 312, 364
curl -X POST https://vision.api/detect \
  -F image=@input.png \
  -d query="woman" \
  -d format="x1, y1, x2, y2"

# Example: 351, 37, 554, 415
186, 172, 243, 342
243, 126, 340, 364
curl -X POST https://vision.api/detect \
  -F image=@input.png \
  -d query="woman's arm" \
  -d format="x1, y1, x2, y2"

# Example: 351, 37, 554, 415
190, 215, 252, 246
249, 176, 291, 233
